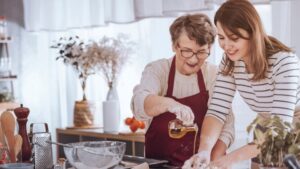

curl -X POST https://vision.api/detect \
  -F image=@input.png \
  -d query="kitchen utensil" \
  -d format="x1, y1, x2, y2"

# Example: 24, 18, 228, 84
47, 140, 85, 164
30, 123, 53, 169
0, 162, 34, 169
0, 110, 16, 162
61, 141, 126, 169
14, 134, 22, 159
284, 154, 300, 169
0, 121, 6, 147
121, 155, 168, 168
45, 141, 77, 148
14, 104, 31, 162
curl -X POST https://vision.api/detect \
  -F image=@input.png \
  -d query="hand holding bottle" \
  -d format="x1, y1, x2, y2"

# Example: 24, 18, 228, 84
167, 101, 194, 126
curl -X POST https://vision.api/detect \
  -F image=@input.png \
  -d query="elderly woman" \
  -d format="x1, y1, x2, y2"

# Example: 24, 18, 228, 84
131, 13, 234, 167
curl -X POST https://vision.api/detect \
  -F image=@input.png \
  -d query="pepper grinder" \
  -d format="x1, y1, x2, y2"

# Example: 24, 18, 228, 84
14, 104, 32, 162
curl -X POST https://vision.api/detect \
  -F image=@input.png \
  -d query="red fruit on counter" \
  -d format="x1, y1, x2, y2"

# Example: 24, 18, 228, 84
125, 117, 134, 125
139, 121, 145, 129
130, 120, 140, 133
130, 124, 138, 133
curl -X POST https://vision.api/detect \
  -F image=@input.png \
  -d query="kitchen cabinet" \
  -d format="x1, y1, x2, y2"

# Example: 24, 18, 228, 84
56, 128, 145, 159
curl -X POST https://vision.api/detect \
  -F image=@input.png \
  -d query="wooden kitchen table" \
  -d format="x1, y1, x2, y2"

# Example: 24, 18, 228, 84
56, 128, 145, 159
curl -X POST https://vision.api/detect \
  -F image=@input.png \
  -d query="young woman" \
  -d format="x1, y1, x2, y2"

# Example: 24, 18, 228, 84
184, 0, 300, 168
131, 13, 234, 167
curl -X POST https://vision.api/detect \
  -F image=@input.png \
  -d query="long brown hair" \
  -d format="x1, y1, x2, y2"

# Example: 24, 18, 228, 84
214, 0, 292, 81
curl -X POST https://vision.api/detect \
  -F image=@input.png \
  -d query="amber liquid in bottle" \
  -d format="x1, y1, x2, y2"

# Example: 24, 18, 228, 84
168, 119, 198, 154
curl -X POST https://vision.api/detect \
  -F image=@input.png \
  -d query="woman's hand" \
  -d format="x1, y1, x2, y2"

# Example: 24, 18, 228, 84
209, 154, 234, 169
168, 101, 194, 126
182, 150, 211, 169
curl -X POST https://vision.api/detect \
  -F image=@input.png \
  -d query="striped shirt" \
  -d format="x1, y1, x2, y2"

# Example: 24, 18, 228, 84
207, 52, 300, 124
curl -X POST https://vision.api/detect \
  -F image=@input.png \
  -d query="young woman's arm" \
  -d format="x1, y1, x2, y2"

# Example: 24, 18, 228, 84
200, 58, 237, 153
210, 143, 260, 168
206, 63, 235, 150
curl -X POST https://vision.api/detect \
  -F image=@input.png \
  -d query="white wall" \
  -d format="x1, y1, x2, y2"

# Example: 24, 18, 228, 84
291, 0, 300, 56
272, 0, 300, 57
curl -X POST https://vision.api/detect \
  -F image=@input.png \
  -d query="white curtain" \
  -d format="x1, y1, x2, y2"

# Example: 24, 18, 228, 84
23, 0, 212, 31
23, 0, 272, 31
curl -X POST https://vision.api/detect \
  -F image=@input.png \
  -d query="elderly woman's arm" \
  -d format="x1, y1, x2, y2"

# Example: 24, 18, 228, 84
144, 95, 174, 117
131, 59, 194, 125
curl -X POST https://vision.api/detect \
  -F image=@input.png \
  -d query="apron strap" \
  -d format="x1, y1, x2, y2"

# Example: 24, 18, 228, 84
166, 56, 176, 96
197, 68, 207, 92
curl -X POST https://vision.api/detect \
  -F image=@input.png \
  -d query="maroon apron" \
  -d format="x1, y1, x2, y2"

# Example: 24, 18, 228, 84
145, 57, 209, 166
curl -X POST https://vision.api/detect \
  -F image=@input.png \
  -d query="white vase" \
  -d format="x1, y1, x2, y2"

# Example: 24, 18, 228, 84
102, 85, 120, 132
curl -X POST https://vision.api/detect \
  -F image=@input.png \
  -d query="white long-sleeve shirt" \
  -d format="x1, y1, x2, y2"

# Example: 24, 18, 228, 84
131, 58, 235, 147
207, 52, 300, 124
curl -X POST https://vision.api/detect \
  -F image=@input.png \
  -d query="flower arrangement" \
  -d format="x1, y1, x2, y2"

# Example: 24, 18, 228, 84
247, 115, 300, 167
51, 34, 134, 101
51, 36, 97, 101
91, 34, 134, 89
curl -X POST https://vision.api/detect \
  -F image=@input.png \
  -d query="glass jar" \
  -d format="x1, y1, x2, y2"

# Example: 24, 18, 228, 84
0, 43, 11, 75
0, 16, 7, 38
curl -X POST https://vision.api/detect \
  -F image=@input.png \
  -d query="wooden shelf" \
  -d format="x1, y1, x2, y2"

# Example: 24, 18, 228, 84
57, 128, 145, 142
0, 36, 11, 43
56, 128, 145, 160
0, 75, 17, 82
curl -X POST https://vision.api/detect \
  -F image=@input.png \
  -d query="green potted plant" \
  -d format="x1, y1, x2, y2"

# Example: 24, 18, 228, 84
247, 115, 300, 168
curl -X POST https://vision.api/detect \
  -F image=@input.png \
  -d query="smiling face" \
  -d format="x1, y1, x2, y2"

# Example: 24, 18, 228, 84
216, 22, 250, 63
173, 32, 210, 75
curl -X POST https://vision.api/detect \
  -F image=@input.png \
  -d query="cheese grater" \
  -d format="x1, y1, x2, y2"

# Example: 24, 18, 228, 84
29, 123, 53, 169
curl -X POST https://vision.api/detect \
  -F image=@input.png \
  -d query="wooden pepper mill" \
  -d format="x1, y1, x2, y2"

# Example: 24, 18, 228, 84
14, 104, 31, 162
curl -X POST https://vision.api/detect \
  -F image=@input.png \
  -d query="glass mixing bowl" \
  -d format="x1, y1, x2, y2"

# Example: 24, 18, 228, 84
63, 141, 126, 169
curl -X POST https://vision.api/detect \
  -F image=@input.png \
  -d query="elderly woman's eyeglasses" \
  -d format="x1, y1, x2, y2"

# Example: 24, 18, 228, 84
177, 45, 210, 59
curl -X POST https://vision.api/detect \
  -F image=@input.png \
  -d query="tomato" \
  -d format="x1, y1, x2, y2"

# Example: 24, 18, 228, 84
130, 119, 140, 133
138, 121, 145, 129
124, 117, 133, 125
130, 124, 138, 133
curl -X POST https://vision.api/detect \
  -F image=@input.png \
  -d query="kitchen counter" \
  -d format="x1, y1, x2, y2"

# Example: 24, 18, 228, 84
56, 128, 178, 169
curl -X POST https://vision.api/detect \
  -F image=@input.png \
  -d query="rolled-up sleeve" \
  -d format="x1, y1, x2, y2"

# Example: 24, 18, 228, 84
219, 109, 235, 147
131, 60, 168, 121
